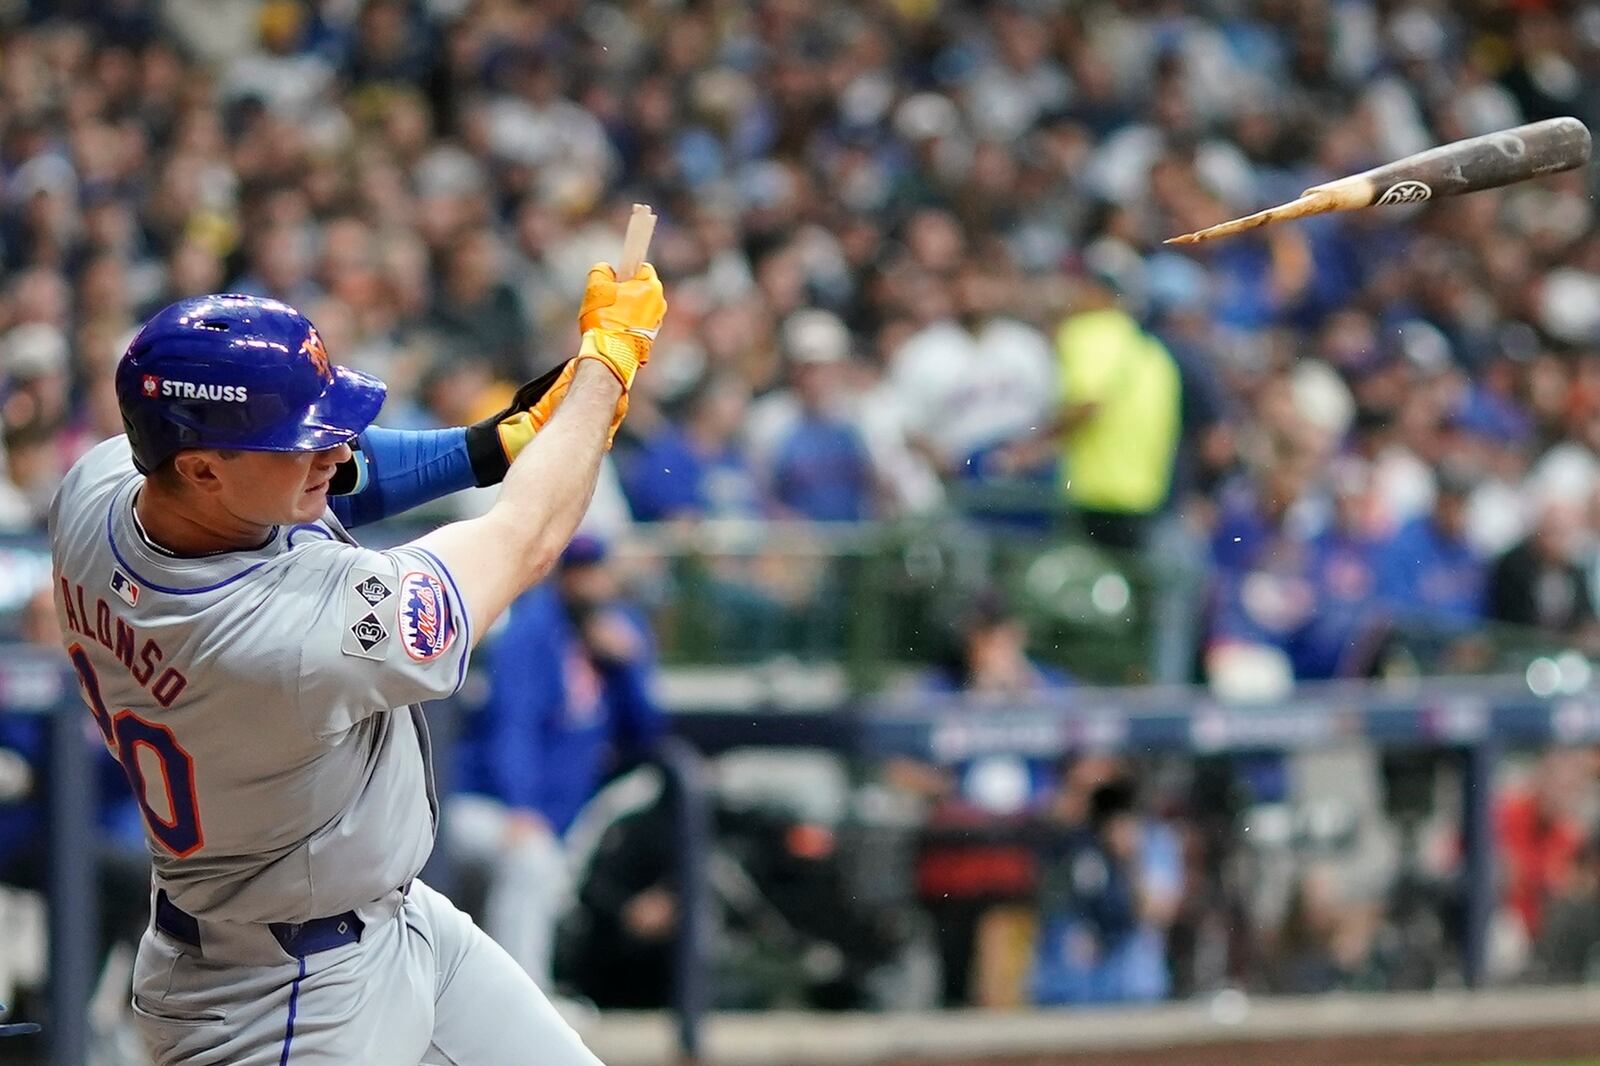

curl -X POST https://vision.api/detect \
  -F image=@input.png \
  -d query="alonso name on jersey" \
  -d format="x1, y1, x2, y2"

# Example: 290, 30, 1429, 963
58, 575, 189, 706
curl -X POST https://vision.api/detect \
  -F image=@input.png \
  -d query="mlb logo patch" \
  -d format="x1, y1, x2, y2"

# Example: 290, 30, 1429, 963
398, 571, 454, 662
109, 569, 139, 607
141, 374, 160, 397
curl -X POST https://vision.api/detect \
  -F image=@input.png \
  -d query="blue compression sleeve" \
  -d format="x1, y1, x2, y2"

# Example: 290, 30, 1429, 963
330, 425, 477, 529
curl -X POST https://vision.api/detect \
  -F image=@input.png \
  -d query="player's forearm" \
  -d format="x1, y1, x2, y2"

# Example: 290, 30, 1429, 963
413, 258, 662, 637
330, 426, 477, 528
492, 360, 621, 573
412, 360, 622, 638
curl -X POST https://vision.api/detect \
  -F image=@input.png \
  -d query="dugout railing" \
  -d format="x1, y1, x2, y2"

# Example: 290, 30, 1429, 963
15, 653, 1600, 1065
246, 513, 1587, 689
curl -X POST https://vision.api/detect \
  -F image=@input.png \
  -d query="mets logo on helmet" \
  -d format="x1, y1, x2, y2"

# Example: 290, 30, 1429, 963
399, 571, 455, 662
300, 327, 333, 383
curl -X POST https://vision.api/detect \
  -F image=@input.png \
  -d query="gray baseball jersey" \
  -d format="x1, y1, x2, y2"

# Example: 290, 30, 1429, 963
50, 436, 605, 1066
49, 436, 466, 924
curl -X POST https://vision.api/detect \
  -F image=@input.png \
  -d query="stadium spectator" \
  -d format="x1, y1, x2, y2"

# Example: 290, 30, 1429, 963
1534, 830, 1600, 984
425, 227, 537, 381
619, 372, 762, 522
230, 223, 320, 307
451, 535, 663, 990
886, 258, 1055, 492
0, 323, 80, 529
1263, 865, 1381, 996
1032, 768, 1182, 1006
745, 309, 877, 522
1294, 459, 1389, 680
1487, 498, 1598, 639
0, 591, 48, 889
220, 0, 333, 122
344, 0, 432, 91
1148, 251, 1234, 508
1529, 832, 1600, 979
0, 580, 148, 1053
1496, 750, 1596, 954
1039, 263, 1181, 550
1204, 457, 1319, 691
888, 590, 1068, 1008
1377, 462, 1486, 636
561, 767, 682, 1011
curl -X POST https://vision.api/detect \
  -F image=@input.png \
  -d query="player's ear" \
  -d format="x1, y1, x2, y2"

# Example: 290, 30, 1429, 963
170, 450, 225, 495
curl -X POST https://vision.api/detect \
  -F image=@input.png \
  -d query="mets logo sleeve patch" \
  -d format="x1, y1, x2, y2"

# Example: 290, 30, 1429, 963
397, 571, 455, 662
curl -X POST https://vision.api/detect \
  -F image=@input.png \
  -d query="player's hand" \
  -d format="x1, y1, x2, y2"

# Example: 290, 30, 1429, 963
579, 262, 667, 339
462, 262, 665, 475
576, 263, 666, 393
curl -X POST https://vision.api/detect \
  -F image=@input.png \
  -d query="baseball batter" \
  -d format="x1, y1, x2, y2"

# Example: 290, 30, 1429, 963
47, 263, 665, 1064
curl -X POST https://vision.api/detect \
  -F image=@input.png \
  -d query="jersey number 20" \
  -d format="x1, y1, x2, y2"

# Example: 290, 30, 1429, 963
67, 644, 204, 858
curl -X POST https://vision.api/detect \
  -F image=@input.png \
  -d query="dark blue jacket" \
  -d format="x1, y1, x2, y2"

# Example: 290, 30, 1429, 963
456, 585, 663, 836
1293, 528, 1387, 679
0, 711, 144, 879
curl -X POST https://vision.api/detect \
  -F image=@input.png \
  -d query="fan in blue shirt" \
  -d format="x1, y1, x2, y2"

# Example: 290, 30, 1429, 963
764, 327, 877, 521
620, 374, 764, 521
1376, 466, 1486, 635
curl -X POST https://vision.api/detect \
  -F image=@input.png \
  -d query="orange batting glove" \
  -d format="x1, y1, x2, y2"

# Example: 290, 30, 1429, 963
577, 262, 667, 392
462, 361, 579, 479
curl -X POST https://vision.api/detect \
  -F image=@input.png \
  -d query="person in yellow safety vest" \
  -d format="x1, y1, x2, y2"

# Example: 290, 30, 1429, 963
998, 269, 1181, 551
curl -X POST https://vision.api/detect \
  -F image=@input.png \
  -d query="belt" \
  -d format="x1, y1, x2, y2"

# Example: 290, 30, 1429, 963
154, 889, 383, 959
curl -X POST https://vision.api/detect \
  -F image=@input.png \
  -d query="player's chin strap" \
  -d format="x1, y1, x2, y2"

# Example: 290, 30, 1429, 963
329, 445, 369, 497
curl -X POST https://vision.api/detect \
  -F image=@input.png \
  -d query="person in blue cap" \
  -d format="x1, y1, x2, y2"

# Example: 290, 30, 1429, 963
450, 533, 663, 990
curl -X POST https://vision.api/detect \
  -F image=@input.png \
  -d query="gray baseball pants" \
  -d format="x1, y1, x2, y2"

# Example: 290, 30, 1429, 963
130, 879, 603, 1065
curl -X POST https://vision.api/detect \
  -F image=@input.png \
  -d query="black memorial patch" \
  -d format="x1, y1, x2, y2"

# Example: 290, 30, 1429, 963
351, 612, 388, 652
355, 575, 392, 607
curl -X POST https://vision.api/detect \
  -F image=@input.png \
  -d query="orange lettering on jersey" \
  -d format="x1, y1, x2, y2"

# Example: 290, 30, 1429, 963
60, 577, 81, 634
151, 668, 187, 708
114, 620, 137, 670
60, 588, 191, 705
133, 639, 161, 686
95, 599, 114, 651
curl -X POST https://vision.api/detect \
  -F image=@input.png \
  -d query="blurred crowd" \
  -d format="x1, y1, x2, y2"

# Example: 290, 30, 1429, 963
0, 1, 1597, 687
13, 0, 1600, 1038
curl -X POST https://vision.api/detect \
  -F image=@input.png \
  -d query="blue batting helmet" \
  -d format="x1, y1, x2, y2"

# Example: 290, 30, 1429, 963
115, 294, 387, 474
